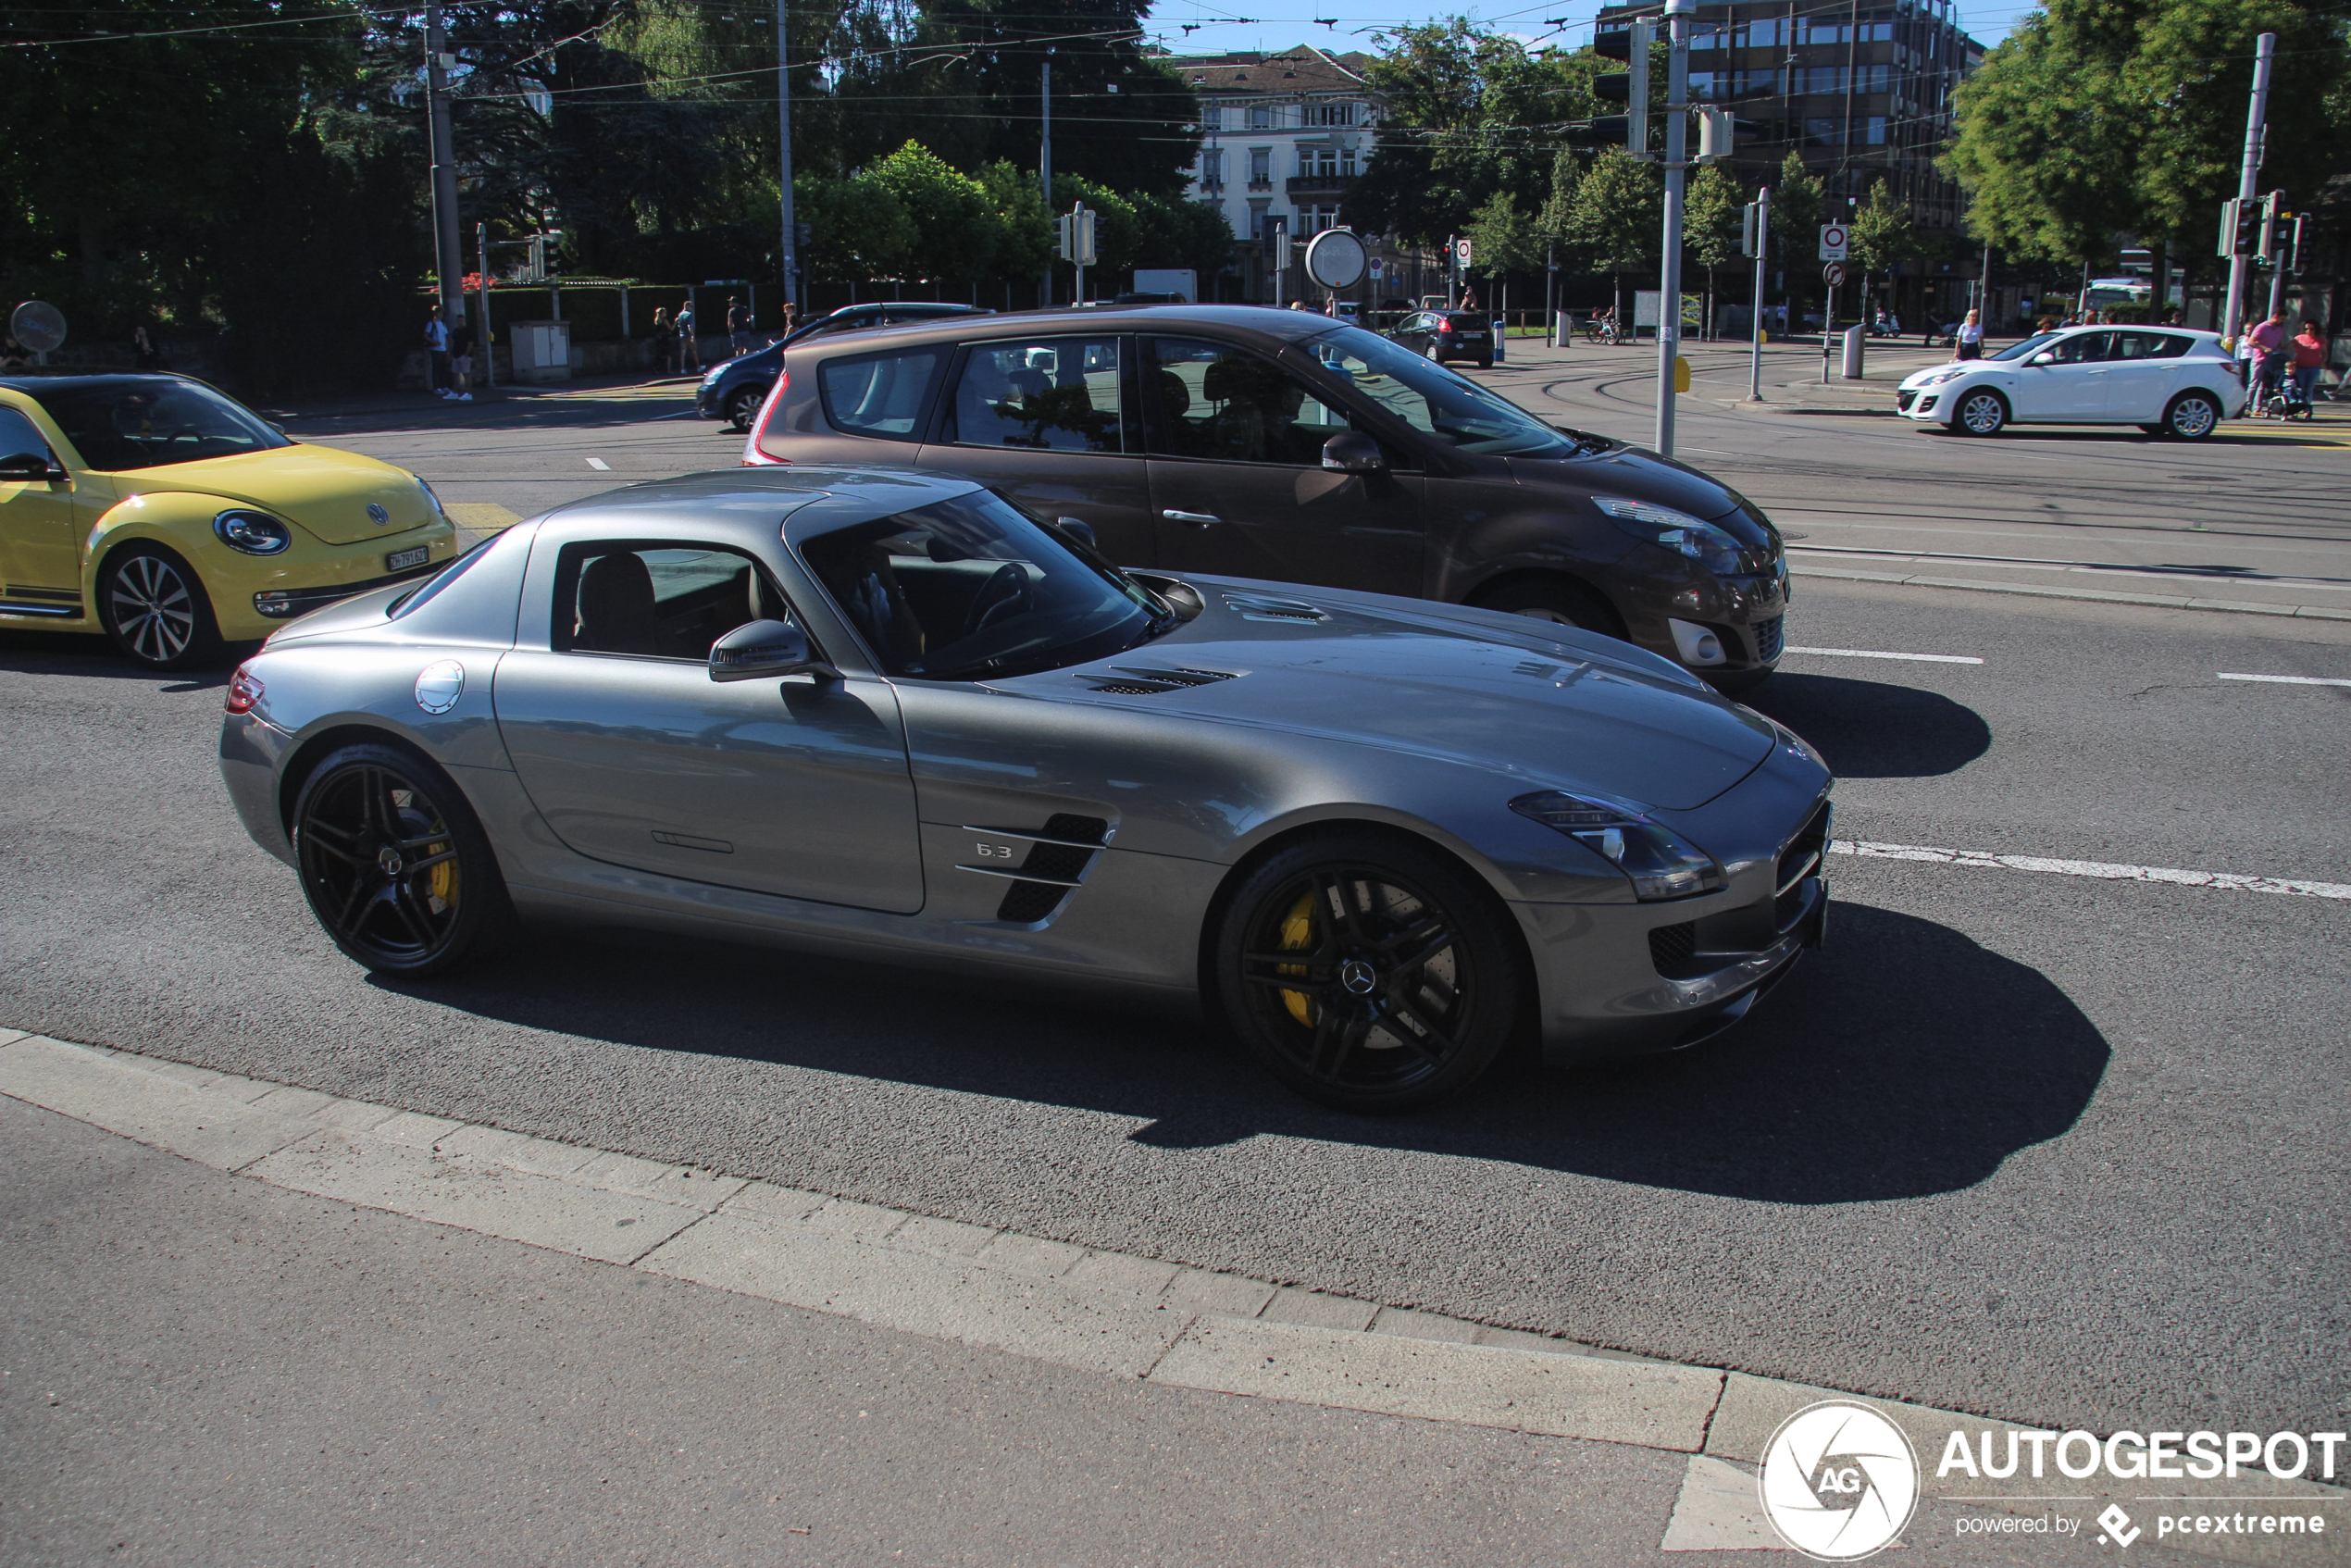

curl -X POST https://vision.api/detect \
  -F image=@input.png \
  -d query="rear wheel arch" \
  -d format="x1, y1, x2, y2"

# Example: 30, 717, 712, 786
277, 722, 449, 835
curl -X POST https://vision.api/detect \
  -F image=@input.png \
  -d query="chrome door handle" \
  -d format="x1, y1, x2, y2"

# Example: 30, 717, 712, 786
1163, 509, 1220, 527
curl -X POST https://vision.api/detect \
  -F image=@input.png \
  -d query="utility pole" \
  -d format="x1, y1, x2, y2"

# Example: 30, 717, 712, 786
2220, 31, 2275, 346
1654, 0, 1692, 455
1746, 186, 1770, 403
1039, 54, 1054, 308
424, 0, 465, 324
777, 0, 797, 312
476, 220, 493, 387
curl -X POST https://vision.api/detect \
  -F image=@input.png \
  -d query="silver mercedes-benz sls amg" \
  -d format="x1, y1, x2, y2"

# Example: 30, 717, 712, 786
219, 467, 1831, 1110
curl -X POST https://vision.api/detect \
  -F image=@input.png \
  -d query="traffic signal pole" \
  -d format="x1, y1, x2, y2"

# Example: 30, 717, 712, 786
424, 0, 465, 326
1746, 187, 1770, 403
2220, 32, 2275, 345
777, 0, 797, 311
1654, 0, 1692, 456
1039, 56, 1054, 308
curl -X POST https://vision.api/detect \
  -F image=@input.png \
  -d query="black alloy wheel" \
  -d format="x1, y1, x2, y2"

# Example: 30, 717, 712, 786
1953, 389, 2008, 436
292, 742, 510, 977
100, 545, 221, 669
1215, 834, 1524, 1111
2163, 391, 2220, 441
727, 384, 765, 432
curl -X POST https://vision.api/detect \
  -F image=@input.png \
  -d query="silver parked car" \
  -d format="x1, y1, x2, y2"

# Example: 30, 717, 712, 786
218, 467, 1831, 1110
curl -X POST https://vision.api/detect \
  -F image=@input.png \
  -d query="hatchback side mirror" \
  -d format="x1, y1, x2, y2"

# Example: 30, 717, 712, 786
0, 450, 65, 482
1322, 431, 1385, 473
710, 617, 838, 682
2028, 352, 2056, 367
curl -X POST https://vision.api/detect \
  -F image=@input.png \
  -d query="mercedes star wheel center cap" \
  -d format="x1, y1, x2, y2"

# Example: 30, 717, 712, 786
1339, 958, 1378, 996
378, 847, 404, 877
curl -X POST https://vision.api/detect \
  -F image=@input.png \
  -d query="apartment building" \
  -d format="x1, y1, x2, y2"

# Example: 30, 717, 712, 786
1594, 0, 1984, 233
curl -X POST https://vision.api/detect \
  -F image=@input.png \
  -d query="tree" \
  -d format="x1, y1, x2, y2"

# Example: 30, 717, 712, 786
1847, 177, 1915, 322
870, 142, 1001, 281
1564, 147, 1661, 320
1130, 193, 1237, 286
978, 162, 1055, 281
1683, 164, 1743, 340
1770, 151, 1824, 325
794, 173, 915, 281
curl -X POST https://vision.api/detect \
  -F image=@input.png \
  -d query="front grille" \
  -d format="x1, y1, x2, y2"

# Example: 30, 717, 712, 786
1896, 389, 1917, 412
1752, 615, 1785, 661
1648, 921, 1698, 976
1773, 800, 1831, 929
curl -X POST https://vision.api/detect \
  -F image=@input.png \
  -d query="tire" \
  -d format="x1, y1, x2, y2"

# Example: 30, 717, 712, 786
98, 544, 222, 670
1213, 833, 1525, 1112
1951, 388, 2008, 436
726, 384, 765, 433
2163, 391, 2220, 441
291, 741, 512, 977
1476, 357, 1493, 369
1471, 577, 1628, 641
2138, 424, 2167, 437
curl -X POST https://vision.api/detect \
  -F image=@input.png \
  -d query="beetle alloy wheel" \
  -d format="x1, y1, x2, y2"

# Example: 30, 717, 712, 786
106, 553, 197, 664
295, 761, 466, 966
1238, 865, 1474, 1096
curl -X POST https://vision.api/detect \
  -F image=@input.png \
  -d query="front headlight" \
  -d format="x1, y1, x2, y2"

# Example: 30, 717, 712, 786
702, 364, 727, 386
414, 475, 449, 521
1594, 496, 1746, 575
1509, 790, 1726, 901
213, 509, 292, 555
1916, 367, 1970, 386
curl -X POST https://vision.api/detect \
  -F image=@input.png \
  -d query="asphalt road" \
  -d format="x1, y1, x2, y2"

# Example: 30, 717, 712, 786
5, 358, 2346, 1450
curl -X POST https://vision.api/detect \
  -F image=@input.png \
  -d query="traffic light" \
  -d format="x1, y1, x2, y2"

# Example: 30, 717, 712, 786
2255, 191, 2284, 262
1591, 19, 1650, 156
1057, 206, 1097, 266
1740, 196, 1768, 257
2217, 197, 2257, 258
2285, 212, 2307, 275
1697, 106, 1738, 162
1259, 214, 1287, 261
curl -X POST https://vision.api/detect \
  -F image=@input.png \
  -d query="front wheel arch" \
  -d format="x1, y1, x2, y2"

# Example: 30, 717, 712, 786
1465, 570, 1630, 641
2164, 389, 2223, 440
1949, 387, 2009, 436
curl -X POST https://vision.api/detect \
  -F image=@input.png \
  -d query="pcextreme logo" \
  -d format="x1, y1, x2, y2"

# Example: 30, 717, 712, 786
1760, 1400, 1922, 1561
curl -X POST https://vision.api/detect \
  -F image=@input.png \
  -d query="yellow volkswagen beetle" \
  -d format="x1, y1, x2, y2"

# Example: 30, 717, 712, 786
0, 372, 459, 668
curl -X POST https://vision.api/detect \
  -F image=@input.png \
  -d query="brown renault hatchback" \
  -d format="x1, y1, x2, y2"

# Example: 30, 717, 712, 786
742, 305, 1787, 684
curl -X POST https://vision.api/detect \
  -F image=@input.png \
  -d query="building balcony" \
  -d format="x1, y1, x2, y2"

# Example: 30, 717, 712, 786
1287, 174, 1346, 195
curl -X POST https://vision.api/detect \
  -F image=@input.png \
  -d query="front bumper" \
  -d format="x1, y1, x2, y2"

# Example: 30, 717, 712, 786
1618, 555, 1789, 674
204, 520, 459, 640
1519, 746, 1831, 1065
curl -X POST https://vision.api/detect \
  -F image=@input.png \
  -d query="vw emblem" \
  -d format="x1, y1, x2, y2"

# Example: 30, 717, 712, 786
1339, 958, 1378, 996
377, 846, 404, 877
367, 502, 391, 526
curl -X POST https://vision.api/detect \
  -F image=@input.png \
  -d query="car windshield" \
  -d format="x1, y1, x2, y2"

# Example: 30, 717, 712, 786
797, 490, 1167, 681
1303, 326, 1589, 457
1988, 332, 2059, 362
21, 377, 292, 471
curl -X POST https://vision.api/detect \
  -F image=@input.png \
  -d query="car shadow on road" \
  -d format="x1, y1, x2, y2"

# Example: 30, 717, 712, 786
1743, 672, 1990, 777
384, 898, 2105, 1207
0, 632, 241, 688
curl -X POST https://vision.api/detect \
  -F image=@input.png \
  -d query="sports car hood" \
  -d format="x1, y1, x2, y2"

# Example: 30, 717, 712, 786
106, 443, 435, 545
1032, 590, 1778, 811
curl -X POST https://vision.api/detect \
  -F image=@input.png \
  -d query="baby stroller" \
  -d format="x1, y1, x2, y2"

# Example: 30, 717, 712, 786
2276, 367, 2316, 421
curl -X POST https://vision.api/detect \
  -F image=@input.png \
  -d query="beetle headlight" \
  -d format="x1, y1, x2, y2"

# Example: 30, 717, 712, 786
1594, 497, 1746, 575
213, 509, 292, 555
414, 474, 449, 521
1510, 790, 1726, 901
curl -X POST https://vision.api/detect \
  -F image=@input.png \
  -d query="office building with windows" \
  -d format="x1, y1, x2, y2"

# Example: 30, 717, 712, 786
1594, 0, 1984, 232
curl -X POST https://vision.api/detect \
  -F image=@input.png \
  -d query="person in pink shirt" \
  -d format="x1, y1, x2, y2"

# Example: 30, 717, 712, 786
2245, 309, 2291, 412
2290, 320, 2327, 406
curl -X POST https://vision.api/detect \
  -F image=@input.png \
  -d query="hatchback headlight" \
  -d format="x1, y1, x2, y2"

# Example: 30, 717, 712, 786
1915, 367, 1970, 387
213, 509, 292, 554
1510, 790, 1726, 901
1594, 497, 1746, 575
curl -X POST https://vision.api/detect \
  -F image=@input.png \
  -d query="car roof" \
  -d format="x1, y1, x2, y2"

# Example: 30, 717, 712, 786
0, 371, 212, 393
791, 303, 1348, 354
537, 465, 985, 545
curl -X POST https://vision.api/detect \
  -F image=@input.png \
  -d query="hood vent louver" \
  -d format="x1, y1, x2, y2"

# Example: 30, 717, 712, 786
1085, 666, 1240, 696
1221, 591, 1328, 624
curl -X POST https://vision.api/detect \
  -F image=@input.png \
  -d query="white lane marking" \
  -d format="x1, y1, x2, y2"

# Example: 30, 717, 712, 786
2218, 672, 2351, 688
585, 456, 611, 470
1830, 840, 2351, 901
1785, 646, 1984, 665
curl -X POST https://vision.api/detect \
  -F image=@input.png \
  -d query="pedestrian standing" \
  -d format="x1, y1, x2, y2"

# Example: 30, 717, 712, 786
676, 302, 700, 371
1955, 308, 1984, 360
2245, 308, 2290, 412
424, 305, 453, 398
448, 317, 476, 403
778, 302, 799, 341
2290, 320, 2327, 405
727, 295, 752, 357
650, 307, 672, 377
132, 324, 167, 369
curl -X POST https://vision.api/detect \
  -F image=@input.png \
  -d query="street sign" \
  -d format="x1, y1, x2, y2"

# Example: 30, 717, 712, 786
1454, 238, 1473, 267
1305, 229, 1369, 290
1819, 224, 1848, 262
1369, 256, 1383, 277
1823, 260, 1847, 286
9, 300, 67, 355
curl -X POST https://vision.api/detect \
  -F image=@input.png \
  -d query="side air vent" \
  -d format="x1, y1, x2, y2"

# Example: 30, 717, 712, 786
1222, 591, 1328, 623
1085, 666, 1238, 695
1648, 920, 1699, 977
956, 815, 1112, 925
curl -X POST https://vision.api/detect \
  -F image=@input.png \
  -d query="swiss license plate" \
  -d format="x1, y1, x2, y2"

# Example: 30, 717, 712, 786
386, 546, 429, 573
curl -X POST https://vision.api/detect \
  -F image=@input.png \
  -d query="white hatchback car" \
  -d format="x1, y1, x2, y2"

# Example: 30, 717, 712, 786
1897, 326, 2246, 439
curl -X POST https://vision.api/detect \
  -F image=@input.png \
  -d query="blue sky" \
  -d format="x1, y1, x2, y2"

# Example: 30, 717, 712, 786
1138, 0, 2030, 60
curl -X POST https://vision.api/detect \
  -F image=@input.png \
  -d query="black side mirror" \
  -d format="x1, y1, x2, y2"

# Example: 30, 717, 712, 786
709, 617, 839, 682
1321, 430, 1385, 474
0, 450, 64, 482
1052, 516, 1099, 552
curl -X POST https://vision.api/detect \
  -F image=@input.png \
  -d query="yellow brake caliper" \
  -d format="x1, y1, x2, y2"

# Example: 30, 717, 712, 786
1278, 890, 1316, 1028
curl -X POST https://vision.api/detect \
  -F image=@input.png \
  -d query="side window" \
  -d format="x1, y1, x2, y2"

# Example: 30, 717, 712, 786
2142, 332, 2190, 359
817, 346, 945, 441
949, 336, 1126, 453
1146, 337, 1356, 466
2049, 332, 2111, 365
0, 407, 56, 464
553, 541, 792, 661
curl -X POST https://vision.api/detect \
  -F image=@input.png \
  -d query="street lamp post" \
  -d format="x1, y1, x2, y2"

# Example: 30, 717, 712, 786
424, 0, 466, 325
777, 0, 797, 314
1654, 0, 1693, 456
2220, 32, 2275, 345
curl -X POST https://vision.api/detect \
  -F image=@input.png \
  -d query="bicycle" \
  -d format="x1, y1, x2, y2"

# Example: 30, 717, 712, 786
1582, 317, 1626, 346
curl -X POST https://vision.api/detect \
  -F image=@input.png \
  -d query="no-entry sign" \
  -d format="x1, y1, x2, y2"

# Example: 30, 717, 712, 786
1819, 224, 1848, 261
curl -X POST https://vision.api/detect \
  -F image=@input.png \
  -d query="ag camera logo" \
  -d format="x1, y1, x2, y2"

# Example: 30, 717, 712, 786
1760, 1400, 1921, 1561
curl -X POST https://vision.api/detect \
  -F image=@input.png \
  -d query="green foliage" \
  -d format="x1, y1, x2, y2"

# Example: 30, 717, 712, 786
1769, 151, 1824, 267
794, 173, 916, 281
978, 162, 1056, 280
1684, 164, 1744, 275
1052, 174, 1141, 278
1464, 192, 1544, 276
1348, 19, 1598, 247
1130, 193, 1238, 281
871, 142, 1001, 280
1848, 178, 1915, 276
1564, 147, 1661, 274
1949, 0, 2348, 263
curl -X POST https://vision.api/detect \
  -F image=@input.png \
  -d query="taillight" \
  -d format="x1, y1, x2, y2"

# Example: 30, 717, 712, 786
225, 666, 264, 715
740, 367, 791, 467
1438, 318, 1453, 333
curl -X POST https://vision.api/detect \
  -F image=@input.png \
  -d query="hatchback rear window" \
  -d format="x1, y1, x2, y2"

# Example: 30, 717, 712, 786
817, 347, 945, 441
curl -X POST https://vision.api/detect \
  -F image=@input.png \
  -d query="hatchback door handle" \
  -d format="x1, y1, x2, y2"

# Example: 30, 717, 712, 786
1163, 509, 1220, 527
